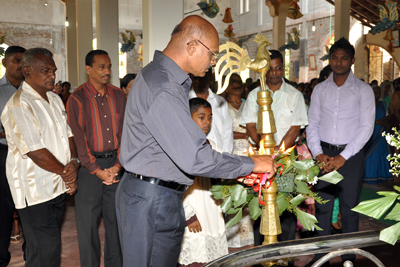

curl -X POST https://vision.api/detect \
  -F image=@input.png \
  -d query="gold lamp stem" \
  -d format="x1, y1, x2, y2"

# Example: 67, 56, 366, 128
257, 90, 282, 245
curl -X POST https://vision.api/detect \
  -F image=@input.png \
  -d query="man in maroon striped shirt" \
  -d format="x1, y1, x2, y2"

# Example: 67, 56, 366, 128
67, 50, 126, 267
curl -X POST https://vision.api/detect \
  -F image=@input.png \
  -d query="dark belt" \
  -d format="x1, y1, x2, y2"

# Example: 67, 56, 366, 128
130, 172, 187, 192
321, 141, 347, 151
92, 149, 118, 159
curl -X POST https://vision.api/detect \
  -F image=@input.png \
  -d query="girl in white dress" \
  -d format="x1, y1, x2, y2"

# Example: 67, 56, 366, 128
178, 98, 229, 267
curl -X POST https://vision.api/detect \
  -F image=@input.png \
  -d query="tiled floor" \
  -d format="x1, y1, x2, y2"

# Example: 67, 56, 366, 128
7, 181, 400, 267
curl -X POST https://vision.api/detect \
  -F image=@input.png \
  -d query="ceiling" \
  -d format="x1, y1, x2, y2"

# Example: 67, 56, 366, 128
325, 0, 400, 30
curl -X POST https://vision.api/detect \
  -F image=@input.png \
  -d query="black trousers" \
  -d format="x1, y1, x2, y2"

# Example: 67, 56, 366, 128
75, 156, 122, 267
313, 147, 365, 262
0, 145, 14, 267
18, 194, 66, 267
115, 173, 185, 267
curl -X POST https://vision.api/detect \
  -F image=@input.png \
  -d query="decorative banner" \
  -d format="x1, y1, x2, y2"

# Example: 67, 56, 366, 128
120, 30, 136, 53
287, 0, 303, 20
222, 7, 233, 23
370, 1, 398, 52
320, 45, 330, 61
197, 0, 219, 18
279, 28, 300, 51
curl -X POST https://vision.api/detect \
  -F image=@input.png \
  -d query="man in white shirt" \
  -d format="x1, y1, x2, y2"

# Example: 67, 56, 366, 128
240, 50, 308, 257
189, 70, 233, 154
1, 48, 79, 266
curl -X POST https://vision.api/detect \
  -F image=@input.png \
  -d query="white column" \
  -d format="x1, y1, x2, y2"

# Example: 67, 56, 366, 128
75, 0, 93, 85
334, 0, 351, 40
96, 0, 120, 87
142, 0, 183, 66
62, 0, 78, 88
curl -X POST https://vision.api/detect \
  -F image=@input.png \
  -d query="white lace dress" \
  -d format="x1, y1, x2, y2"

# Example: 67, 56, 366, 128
178, 141, 229, 265
225, 102, 255, 248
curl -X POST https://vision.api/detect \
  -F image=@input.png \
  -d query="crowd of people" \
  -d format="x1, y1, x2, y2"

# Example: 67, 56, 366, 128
0, 14, 395, 267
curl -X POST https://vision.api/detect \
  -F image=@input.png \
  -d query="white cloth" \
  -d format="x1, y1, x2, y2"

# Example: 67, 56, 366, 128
1, 81, 72, 209
189, 88, 233, 153
179, 140, 229, 265
228, 102, 249, 155
225, 102, 254, 247
239, 79, 308, 145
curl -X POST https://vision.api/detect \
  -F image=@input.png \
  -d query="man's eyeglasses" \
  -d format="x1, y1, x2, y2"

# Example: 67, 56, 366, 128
269, 65, 284, 72
187, 39, 219, 60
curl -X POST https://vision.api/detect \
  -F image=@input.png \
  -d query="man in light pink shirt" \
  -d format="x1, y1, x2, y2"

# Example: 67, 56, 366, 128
306, 38, 375, 267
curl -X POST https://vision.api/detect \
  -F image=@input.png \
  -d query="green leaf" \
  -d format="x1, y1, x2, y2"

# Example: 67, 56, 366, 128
277, 194, 289, 215
226, 207, 240, 214
379, 221, 400, 245
296, 208, 322, 231
229, 184, 245, 202
225, 209, 243, 228
290, 194, 306, 206
292, 159, 315, 171
385, 203, 400, 221
376, 191, 400, 197
295, 173, 306, 181
318, 171, 343, 184
210, 185, 224, 199
249, 195, 261, 219
295, 180, 311, 194
220, 196, 232, 213
394, 185, 400, 193
352, 195, 398, 219
233, 189, 247, 208
252, 209, 262, 220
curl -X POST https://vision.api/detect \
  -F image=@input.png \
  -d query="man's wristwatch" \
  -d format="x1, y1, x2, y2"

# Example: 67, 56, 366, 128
69, 157, 81, 165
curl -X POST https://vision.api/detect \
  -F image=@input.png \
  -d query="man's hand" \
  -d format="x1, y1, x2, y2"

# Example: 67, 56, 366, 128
315, 154, 331, 174
61, 161, 79, 184
104, 166, 121, 185
96, 169, 119, 185
251, 155, 277, 179
325, 155, 346, 172
188, 219, 202, 233
66, 180, 78, 195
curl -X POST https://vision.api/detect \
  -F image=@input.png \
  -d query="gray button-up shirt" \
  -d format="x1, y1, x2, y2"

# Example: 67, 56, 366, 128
120, 51, 254, 185
0, 75, 21, 145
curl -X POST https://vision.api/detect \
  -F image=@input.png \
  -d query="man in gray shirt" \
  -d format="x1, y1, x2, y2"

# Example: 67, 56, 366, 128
0, 45, 26, 267
117, 15, 276, 267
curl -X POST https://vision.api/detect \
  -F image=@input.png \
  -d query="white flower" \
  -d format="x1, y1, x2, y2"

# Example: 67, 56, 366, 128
307, 176, 318, 185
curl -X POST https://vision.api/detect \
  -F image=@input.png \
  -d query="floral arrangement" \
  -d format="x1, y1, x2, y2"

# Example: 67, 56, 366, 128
210, 144, 343, 231
352, 129, 400, 245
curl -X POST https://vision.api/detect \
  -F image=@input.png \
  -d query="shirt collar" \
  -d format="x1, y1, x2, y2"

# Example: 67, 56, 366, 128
21, 81, 54, 101
265, 78, 288, 95
153, 51, 191, 89
0, 75, 23, 90
327, 69, 355, 87
86, 79, 110, 97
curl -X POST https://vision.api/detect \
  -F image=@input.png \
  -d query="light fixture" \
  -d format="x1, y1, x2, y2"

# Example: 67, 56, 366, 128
65, 17, 69, 27
44, 2, 48, 6
312, 22, 316, 32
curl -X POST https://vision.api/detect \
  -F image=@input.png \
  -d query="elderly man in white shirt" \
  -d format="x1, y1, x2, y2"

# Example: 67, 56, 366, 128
1, 48, 79, 267
189, 70, 233, 154
239, 50, 308, 262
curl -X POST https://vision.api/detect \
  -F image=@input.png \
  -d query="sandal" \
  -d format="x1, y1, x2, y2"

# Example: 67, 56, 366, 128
10, 235, 21, 244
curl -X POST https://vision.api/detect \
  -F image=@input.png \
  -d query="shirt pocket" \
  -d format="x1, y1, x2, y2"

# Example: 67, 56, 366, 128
279, 109, 292, 130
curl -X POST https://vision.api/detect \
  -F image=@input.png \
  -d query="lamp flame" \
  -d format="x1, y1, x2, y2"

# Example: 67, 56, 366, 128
278, 141, 295, 155
247, 143, 255, 156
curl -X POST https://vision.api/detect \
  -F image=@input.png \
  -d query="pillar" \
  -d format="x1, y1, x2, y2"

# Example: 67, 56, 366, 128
334, 0, 351, 41
265, 0, 292, 64
96, 0, 120, 87
142, 0, 183, 66
62, 0, 78, 88
76, 0, 93, 85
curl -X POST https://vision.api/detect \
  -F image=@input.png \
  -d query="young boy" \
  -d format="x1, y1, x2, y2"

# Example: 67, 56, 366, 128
178, 98, 228, 267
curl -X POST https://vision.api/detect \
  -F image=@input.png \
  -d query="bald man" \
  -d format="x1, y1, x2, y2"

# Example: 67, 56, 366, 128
117, 15, 277, 267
